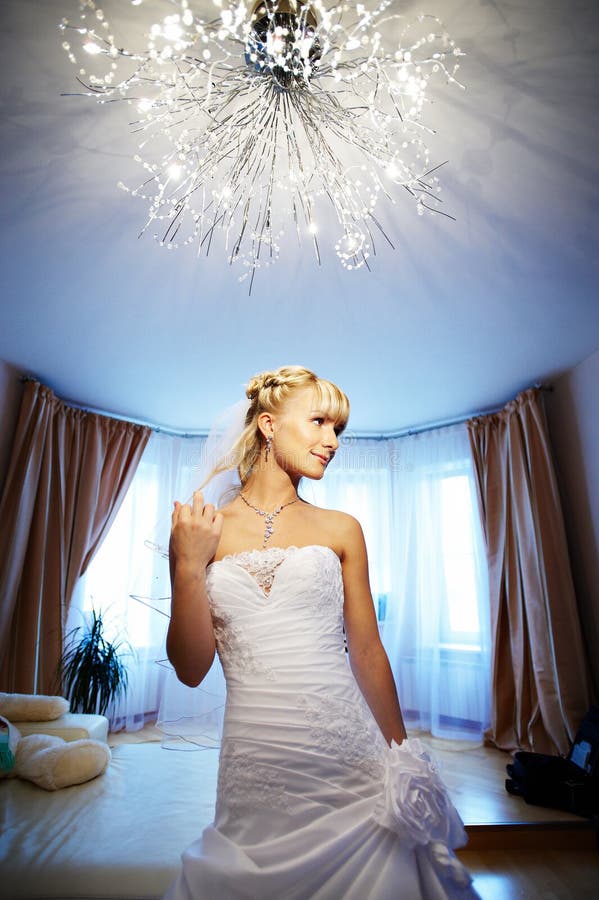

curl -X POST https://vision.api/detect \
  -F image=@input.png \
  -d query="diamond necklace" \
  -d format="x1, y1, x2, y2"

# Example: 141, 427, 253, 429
239, 492, 300, 548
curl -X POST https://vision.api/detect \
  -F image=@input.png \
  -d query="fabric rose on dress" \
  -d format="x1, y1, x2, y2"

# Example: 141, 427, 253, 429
373, 738, 471, 886
374, 738, 462, 846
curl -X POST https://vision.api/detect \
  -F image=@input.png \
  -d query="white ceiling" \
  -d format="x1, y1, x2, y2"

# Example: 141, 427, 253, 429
1, 0, 598, 434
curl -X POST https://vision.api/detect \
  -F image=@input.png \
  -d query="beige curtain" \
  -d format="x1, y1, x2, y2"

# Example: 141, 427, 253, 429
467, 387, 592, 755
0, 381, 151, 694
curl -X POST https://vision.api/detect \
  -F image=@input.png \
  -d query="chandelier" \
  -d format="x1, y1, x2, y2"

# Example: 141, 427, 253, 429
60, 0, 463, 289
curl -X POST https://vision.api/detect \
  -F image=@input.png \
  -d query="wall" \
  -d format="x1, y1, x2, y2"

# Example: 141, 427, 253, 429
546, 348, 599, 697
0, 359, 23, 497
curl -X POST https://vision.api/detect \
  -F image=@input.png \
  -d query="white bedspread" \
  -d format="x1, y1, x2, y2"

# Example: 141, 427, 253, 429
0, 742, 219, 900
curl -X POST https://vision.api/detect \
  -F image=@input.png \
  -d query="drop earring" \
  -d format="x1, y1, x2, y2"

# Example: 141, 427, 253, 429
265, 435, 273, 462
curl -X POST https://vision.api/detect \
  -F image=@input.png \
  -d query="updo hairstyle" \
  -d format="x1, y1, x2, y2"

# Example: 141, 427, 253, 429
206, 365, 349, 488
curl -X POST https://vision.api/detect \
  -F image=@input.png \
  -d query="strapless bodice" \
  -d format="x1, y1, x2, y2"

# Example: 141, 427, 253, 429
206, 544, 347, 689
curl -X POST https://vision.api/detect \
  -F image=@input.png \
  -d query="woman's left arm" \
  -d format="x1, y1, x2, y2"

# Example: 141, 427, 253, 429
339, 514, 407, 747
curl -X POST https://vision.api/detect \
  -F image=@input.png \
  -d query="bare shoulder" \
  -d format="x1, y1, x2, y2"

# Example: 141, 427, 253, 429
335, 512, 367, 563
326, 508, 363, 540
301, 503, 365, 562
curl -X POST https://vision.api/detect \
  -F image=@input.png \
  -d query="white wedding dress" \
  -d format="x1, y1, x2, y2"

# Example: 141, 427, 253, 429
164, 544, 479, 900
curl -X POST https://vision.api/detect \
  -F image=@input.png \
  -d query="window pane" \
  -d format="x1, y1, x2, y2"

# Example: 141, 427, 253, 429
441, 474, 481, 641
79, 459, 163, 648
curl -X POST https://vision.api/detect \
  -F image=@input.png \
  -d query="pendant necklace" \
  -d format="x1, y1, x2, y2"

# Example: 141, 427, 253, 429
240, 492, 300, 548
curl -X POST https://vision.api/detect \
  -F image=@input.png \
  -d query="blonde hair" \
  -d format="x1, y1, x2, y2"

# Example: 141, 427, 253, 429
206, 365, 349, 488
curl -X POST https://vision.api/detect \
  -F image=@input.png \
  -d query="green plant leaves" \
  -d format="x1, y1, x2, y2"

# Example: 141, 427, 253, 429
58, 608, 130, 717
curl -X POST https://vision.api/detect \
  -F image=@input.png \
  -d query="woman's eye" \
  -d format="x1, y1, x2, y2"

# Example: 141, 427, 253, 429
313, 417, 324, 425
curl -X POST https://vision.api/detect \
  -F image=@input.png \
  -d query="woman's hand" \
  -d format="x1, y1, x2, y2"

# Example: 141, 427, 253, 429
167, 491, 221, 685
170, 489, 223, 572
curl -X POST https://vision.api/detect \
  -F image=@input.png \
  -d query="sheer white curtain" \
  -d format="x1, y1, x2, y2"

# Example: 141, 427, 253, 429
71, 424, 490, 741
67, 431, 209, 731
305, 424, 491, 741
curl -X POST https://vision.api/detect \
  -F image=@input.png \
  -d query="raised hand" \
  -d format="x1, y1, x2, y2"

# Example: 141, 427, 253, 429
170, 489, 224, 572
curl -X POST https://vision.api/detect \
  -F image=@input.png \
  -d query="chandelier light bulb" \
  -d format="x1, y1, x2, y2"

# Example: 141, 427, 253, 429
83, 40, 102, 54
59, 0, 464, 291
167, 163, 183, 180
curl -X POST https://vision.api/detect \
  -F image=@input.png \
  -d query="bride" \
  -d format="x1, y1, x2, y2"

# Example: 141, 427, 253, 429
165, 365, 478, 899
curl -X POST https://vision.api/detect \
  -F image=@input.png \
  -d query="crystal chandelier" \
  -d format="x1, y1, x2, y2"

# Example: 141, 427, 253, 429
60, 0, 463, 289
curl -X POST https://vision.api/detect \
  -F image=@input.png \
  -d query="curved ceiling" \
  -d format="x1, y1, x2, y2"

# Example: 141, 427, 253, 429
1, 0, 598, 433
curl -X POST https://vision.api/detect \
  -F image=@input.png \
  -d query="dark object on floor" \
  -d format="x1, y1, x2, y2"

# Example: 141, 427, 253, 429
505, 706, 599, 818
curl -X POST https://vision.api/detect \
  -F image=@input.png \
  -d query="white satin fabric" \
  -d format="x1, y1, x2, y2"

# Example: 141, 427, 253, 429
164, 545, 478, 900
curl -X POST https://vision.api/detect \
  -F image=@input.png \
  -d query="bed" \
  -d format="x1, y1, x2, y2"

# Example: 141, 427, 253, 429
0, 742, 219, 900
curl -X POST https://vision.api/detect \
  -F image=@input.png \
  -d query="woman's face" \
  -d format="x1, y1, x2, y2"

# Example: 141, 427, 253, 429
270, 386, 341, 480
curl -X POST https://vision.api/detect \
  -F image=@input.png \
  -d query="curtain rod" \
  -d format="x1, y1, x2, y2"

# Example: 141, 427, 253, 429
359, 383, 553, 440
19, 375, 553, 441
356, 409, 498, 441
19, 375, 208, 438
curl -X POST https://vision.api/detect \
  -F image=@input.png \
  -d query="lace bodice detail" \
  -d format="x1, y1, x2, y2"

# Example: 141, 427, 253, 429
210, 609, 276, 681
218, 545, 293, 595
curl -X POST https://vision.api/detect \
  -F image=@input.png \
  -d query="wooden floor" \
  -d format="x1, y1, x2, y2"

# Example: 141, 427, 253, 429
110, 726, 599, 899
427, 735, 599, 899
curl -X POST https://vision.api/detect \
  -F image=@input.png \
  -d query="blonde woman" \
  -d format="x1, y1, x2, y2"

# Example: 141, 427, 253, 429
165, 366, 477, 899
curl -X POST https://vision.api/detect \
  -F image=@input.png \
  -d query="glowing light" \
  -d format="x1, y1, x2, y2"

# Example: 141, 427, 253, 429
167, 163, 183, 180
162, 18, 183, 41
60, 0, 464, 291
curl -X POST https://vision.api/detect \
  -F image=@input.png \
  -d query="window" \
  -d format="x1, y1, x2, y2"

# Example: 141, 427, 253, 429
440, 473, 482, 648
73, 457, 169, 648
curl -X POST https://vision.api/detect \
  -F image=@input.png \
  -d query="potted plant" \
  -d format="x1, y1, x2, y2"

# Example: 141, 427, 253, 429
58, 607, 130, 719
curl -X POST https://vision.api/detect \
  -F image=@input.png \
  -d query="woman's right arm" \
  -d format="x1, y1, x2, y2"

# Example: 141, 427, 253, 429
166, 490, 223, 687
